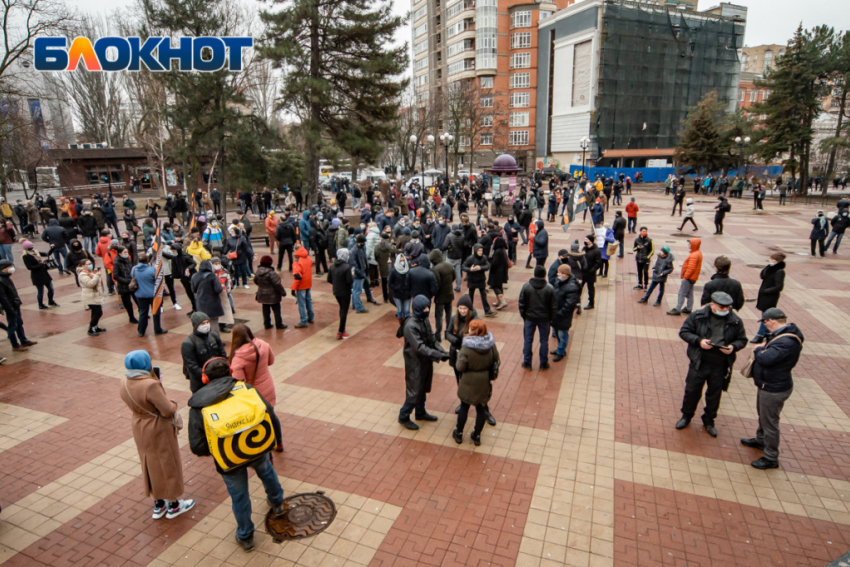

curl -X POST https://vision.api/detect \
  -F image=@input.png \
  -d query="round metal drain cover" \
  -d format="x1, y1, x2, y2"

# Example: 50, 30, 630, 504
266, 491, 336, 542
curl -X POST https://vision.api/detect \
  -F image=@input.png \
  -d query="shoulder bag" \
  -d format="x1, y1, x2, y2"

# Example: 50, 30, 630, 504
123, 378, 183, 432
740, 332, 802, 379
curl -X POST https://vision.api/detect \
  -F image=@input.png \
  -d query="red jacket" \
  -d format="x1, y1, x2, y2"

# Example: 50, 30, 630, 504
291, 246, 313, 290
625, 202, 639, 218
94, 236, 111, 260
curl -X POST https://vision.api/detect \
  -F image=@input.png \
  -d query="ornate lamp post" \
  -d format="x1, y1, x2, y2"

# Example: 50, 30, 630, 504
439, 132, 454, 187
579, 136, 590, 178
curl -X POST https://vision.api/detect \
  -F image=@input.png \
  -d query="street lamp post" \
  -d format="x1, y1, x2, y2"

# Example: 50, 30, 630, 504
439, 132, 454, 188
735, 135, 751, 183
409, 134, 435, 178
579, 136, 590, 178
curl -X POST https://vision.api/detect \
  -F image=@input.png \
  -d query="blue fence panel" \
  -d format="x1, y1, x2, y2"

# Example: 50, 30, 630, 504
567, 165, 784, 183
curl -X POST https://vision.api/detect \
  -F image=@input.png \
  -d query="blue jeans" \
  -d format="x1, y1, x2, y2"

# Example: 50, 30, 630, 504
523, 319, 550, 366
83, 236, 98, 256
627, 218, 636, 232
0, 244, 12, 264
825, 231, 843, 253
642, 281, 665, 303
5, 307, 28, 348
52, 245, 68, 272
296, 289, 313, 324
756, 311, 768, 337
555, 329, 570, 356
394, 298, 410, 319
220, 454, 284, 541
232, 262, 249, 286
36, 281, 55, 307
352, 278, 365, 311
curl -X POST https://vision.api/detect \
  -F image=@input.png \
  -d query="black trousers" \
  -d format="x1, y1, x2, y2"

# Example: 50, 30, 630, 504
468, 286, 492, 314
598, 259, 609, 277
88, 304, 103, 330
120, 292, 138, 321
811, 239, 825, 257
180, 276, 196, 312
314, 245, 328, 273
277, 244, 294, 271
779, 195, 786, 205
715, 220, 724, 234
164, 275, 178, 305
581, 277, 596, 307
262, 303, 283, 328
336, 295, 350, 334
137, 296, 163, 335
213, 201, 221, 214
434, 301, 452, 337
636, 261, 650, 287
678, 217, 698, 230
681, 363, 728, 425
672, 201, 683, 216
456, 402, 487, 436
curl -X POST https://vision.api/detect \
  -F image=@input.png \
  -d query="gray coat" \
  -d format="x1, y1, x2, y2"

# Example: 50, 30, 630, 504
456, 333, 500, 406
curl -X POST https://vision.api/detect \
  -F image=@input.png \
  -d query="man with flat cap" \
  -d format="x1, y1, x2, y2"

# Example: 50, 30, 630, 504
741, 307, 803, 469
675, 291, 748, 437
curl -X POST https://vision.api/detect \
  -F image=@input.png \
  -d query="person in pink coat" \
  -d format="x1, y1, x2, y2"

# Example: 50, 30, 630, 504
228, 323, 277, 407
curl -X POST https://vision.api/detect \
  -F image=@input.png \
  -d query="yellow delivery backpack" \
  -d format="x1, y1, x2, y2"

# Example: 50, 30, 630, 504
202, 383, 276, 472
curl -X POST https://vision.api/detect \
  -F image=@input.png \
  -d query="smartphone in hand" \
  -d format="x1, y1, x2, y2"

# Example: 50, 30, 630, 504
153, 366, 161, 380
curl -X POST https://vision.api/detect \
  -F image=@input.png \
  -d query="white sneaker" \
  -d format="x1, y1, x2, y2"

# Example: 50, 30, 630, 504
243, 284, 250, 289
165, 499, 195, 519
152, 503, 167, 520
173, 304, 182, 310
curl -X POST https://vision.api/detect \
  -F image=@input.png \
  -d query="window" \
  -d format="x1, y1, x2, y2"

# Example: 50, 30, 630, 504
446, 18, 472, 39
448, 58, 475, 75
413, 5, 427, 21
447, 38, 474, 57
763, 50, 773, 69
749, 89, 757, 102
446, 0, 473, 19
480, 76, 493, 89
510, 10, 531, 29
739, 88, 745, 102
481, 115, 493, 127
417, 90, 430, 103
480, 95, 493, 108
511, 32, 531, 49
510, 72, 530, 88
759, 89, 765, 101
459, 136, 470, 148
510, 52, 531, 69
85, 165, 123, 185
414, 39, 428, 54
414, 22, 428, 37
510, 92, 530, 107
509, 130, 529, 146
480, 133, 493, 146
414, 56, 429, 71
538, 10, 552, 19
415, 73, 429, 87
509, 111, 529, 127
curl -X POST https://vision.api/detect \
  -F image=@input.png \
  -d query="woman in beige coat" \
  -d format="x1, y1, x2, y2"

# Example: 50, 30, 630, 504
119, 350, 195, 520
76, 259, 107, 337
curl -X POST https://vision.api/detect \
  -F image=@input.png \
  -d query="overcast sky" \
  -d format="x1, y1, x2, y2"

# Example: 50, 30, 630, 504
68, 0, 850, 60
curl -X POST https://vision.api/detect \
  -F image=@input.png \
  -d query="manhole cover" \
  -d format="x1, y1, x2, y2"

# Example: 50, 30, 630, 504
266, 491, 336, 542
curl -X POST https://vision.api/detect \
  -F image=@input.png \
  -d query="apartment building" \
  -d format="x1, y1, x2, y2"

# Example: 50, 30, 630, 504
411, 0, 574, 173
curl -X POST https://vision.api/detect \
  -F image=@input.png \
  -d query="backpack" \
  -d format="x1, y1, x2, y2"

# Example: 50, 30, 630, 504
202, 383, 276, 472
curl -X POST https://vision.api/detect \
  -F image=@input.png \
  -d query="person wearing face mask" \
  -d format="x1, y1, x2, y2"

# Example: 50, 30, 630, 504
203, 216, 224, 254
76, 259, 107, 336
181, 312, 227, 393
632, 227, 654, 290
675, 291, 747, 438
310, 211, 328, 275
750, 253, 787, 344
810, 210, 829, 257
825, 209, 849, 254
0, 260, 36, 351
21, 240, 58, 309
552, 264, 581, 362
113, 246, 139, 323
397, 295, 449, 430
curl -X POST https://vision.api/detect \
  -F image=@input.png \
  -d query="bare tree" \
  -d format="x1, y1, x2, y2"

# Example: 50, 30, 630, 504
0, 0, 75, 83
61, 14, 129, 147
443, 79, 504, 174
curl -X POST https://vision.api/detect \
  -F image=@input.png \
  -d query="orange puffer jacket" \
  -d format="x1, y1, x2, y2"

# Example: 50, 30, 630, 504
680, 238, 703, 281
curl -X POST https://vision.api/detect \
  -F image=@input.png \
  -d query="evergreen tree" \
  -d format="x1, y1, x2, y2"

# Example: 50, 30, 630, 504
753, 25, 833, 193
675, 91, 728, 174
259, 0, 408, 205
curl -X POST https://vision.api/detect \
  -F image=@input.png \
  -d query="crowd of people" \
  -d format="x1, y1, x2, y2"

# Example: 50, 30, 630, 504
0, 168, 834, 548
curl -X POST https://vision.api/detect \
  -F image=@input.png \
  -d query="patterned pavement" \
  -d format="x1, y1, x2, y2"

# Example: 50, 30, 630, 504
1, 189, 849, 567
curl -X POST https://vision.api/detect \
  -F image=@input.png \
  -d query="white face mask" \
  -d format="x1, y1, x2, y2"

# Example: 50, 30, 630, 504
197, 323, 211, 334
5, 267, 14, 275
714, 309, 730, 317
86, 264, 94, 271
213, 264, 222, 271
768, 261, 776, 266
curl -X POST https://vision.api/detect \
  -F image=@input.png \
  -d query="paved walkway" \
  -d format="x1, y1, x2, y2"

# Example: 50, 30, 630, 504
1, 190, 849, 567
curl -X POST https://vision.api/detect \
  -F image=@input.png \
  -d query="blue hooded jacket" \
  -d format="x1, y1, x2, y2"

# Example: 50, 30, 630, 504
299, 210, 311, 244
131, 262, 156, 298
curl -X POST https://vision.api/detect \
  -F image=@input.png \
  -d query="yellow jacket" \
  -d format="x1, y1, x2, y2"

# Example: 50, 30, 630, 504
186, 239, 211, 265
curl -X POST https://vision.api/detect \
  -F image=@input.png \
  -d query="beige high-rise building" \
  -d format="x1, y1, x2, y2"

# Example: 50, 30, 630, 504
741, 44, 786, 76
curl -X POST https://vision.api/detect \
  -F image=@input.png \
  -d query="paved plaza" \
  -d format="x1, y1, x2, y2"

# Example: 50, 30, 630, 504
1, 189, 849, 567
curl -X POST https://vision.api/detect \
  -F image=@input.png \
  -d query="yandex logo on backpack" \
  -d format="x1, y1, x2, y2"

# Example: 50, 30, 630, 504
33, 36, 253, 72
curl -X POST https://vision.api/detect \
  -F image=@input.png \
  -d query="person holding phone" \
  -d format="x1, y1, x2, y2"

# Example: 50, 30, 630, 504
675, 291, 747, 438
120, 350, 195, 521
76, 259, 107, 337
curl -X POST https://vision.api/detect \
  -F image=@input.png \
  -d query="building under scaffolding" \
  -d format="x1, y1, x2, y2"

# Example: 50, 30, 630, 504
535, 0, 746, 169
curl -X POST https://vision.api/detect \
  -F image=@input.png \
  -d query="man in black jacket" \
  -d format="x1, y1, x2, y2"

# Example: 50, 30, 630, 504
462, 244, 494, 316
40, 218, 71, 274
443, 224, 465, 292
398, 295, 448, 430
408, 254, 439, 303
699, 256, 744, 311
275, 212, 297, 271
187, 358, 284, 552
741, 308, 803, 470
552, 264, 581, 362
0, 260, 37, 351
181, 311, 227, 393
582, 234, 602, 310
676, 291, 748, 437
327, 248, 354, 339
518, 266, 557, 370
